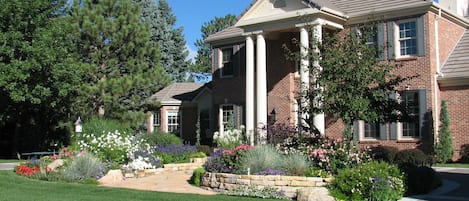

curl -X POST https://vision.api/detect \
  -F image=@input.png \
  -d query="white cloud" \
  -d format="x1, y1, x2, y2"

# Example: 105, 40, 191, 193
186, 44, 197, 64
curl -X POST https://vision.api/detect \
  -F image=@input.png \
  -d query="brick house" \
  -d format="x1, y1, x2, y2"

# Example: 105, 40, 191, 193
205, 0, 469, 160
147, 82, 214, 144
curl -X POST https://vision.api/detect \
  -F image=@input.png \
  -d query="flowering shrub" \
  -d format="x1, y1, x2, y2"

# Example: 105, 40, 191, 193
15, 165, 41, 176
213, 126, 247, 149
225, 186, 289, 200
204, 144, 253, 174
77, 130, 142, 165
309, 137, 371, 174
125, 145, 161, 170
153, 144, 197, 164
329, 161, 404, 201
255, 169, 286, 176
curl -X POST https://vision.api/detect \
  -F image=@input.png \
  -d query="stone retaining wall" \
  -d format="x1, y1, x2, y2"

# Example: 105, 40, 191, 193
201, 172, 333, 199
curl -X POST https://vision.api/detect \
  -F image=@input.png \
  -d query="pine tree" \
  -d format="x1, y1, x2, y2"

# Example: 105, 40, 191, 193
435, 101, 453, 163
72, 0, 170, 122
191, 14, 237, 80
134, 0, 190, 82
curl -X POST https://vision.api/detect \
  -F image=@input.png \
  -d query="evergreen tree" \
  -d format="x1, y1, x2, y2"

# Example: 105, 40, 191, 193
0, 0, 85, 153
191, 14, 237, 80
71, 0, 170, 123
435, 101, 453, 163
134, 0, 190, 82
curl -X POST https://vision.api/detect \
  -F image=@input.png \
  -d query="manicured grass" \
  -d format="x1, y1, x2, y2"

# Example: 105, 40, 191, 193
0, 171, 277, 201
433, 163, 469, 168
0, 159, 22, 163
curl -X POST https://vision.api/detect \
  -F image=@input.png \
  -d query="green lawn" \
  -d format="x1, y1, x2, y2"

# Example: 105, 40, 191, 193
0, 171, 277, 201
433, 163, 469, 168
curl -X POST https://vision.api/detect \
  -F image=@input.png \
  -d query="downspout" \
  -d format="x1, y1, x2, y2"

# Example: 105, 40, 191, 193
433, 8, 442, 143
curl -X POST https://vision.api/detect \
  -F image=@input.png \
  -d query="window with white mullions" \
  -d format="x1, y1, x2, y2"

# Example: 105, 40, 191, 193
221, 48, 233, 77
167, 111, 180, 134
153, 112, 161, 129
222, 105, 235, 130
364, 122, 380, 139
398, 21, 417, 56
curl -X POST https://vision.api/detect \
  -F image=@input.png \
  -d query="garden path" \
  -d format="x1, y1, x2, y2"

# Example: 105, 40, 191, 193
99, 170, 217, 195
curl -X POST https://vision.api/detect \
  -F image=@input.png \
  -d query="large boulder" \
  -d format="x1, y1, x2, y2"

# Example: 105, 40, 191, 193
297, 187, 335, 201
98, 170, 124, 184
47, 159, 64, 171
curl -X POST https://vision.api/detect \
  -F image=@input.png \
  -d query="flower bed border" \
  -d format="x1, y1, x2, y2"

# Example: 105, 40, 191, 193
201, 172, 332, 198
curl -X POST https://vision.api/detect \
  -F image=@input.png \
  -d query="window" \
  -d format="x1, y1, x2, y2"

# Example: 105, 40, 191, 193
222, 105, 235, 130
153, 112, 161, 129
166, 111, 180, 134
398, 21, 417, 56
364, 122, 380, 139
221, 48, 234, 77
402, 91, 419, 138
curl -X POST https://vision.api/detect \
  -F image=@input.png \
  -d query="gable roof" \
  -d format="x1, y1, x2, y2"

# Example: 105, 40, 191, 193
325, 0, 432, 17
151, 82, 205, 105
439, 30, 469, 86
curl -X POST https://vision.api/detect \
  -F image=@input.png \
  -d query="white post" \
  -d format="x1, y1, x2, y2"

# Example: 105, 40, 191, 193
245, 35, 255, 146
218, 106, 224, 137
299, 27, 310, 129
312, 24, 325, 136
256, 34, 267, 144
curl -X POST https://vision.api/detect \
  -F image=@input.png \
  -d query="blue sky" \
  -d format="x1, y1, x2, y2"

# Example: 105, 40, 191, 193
167, 0, 253, 61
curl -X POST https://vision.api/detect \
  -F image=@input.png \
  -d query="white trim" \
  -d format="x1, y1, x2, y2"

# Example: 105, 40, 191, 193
357, 120, 380, 141
220, 47, 234, 78
392, 17, 424, 58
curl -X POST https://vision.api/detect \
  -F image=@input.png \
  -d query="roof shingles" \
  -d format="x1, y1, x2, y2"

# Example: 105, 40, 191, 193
441, 30, 469, 79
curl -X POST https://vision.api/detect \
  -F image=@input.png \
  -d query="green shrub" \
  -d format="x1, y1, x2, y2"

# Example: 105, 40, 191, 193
140, 130, 182, 146
239, 145, 283, 174
303, 167, 331, 178
329, 161, 404, 201
405, 166, 442, 195
196, 145, 213, 156
154, 144, 197, 164
282, 153, 310, 176
371, 146, 399, 163
395, 149, 431, 172
225, 186, 289, 200
81, 178, 100, 185
190, 152, 207, 158
434, 101, 453, 163
81, 117, 133, 137
190, 167, 206, 187
64, 153, 104, 181
460, 144, 469, 163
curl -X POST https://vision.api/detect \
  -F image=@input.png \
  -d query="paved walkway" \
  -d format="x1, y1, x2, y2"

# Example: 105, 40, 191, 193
0, 163, 18, 171
99, 170, 217, 195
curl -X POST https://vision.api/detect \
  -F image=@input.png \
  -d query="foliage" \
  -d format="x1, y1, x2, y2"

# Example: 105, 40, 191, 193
71, 0, 169, 121
370, 145, 399, 163
329, 161, 405, 201
405, 166, 442, 195
0, 0, 84, 153
190, 167, 206, 187
77, 130, 142, 166
64, 153, 105, 181
225, 186, 289, 200
191, 14, 237, 79
282, 153, 311, 176
394, 149, 431, 172
134, 0, 190, 82
214, 126, 247, 149
81, 117, 134, 139
303, 167, 332, 178
434, 101, 453, 163
191, 152, 207, 158
15, 165, 41, 176
460, 144, 469, 163
140, 130, 183, 147
204, 144, 253, 174
284, 21, 412, 136
153, 144, 197, 164
239, 145, 284, 175
196, 145, 213, 156
0, 171, 282, 201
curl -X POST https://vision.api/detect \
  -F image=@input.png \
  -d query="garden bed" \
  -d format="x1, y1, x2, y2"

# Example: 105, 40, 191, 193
124, 158, 207, 178
201, 172, 332, 199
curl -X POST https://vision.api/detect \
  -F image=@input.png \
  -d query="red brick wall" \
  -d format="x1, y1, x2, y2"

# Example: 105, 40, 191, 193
441, 86, 469, 160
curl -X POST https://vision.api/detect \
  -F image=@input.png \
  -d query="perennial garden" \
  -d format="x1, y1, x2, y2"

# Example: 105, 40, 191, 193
13, 119, 441, 201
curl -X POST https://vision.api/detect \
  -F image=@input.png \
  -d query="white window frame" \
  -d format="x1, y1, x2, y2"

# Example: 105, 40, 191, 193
153, 112, 161, 129
392, 18, 424, 58
395, 90, 420, 140
221, 104, 235, 130
357, 120, 380, 141
166, 110, 180, 135
220, 47, 234, 78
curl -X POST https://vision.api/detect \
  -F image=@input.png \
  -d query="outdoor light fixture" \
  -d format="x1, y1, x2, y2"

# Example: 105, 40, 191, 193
269, 108, 278, 123
74, 117, 82, 133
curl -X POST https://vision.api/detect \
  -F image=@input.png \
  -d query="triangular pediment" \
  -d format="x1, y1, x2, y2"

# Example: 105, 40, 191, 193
236, 0, 315, 27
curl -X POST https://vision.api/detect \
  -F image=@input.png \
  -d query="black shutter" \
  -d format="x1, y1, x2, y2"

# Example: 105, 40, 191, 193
418, 90, 428, 138
233, 45, 240, 77
353, 121, 359, 141
390, 123, 398, 140
378, 23, 386, 60
379, 124, 387, 140
213, 48, 219, 78
387, 21, 395, 59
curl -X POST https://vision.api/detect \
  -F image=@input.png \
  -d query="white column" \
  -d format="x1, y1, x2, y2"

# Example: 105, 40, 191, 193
146, 113, 154, 133
312, 24, 325, 136
256, 34, 267, 144
299, 27, 310, 129
245, 35, 255, 145
218, 106, 224, 137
